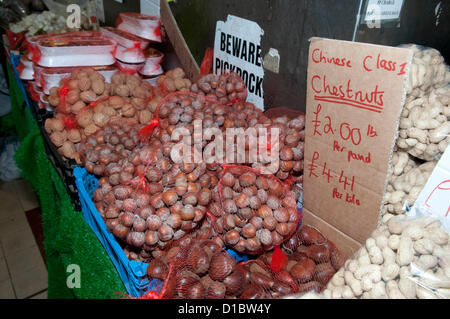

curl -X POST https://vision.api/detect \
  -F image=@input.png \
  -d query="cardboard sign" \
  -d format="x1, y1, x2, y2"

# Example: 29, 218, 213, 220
410, 145, 450, 231
303, 38, 412, 244
213, 15, 264, 110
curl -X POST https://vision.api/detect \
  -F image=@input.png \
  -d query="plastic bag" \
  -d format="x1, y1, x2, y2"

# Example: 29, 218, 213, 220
0, 136, 21, 182
209, 165, 300, 255
43, 112, 82, 162
116, 12, 162, 43
396, 44, 450, 161
322, 215, 450, 299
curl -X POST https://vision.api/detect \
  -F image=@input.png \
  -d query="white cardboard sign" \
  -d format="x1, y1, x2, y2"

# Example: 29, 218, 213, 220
213, 15, 265, 110
365, 0, 404, 21
410, 145, 450, 231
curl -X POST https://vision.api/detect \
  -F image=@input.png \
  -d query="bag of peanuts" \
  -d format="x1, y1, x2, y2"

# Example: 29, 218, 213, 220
208, 165, 300, 255
318, 215, 450, 299
396, 44, 450, 161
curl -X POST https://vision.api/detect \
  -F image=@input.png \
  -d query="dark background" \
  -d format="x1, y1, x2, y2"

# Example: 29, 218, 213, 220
104, 0, 450, 112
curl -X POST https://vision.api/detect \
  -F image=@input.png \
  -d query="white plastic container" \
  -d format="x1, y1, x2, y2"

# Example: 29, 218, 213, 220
26, 31, 102, 61
139, 48, 164, 76
115, 60, 144, 75
143, 75, 161, 87
92, 65, 118, 83
117, 13, 162, 43
41, 68, 72, 94
100, 27, 149, 50
18, 57, 34, 80
35, 37, 117, 67
115, 44, 146, 64
41, 65, 118, 94
33, 64, 44, 87
139, 63, 163, 77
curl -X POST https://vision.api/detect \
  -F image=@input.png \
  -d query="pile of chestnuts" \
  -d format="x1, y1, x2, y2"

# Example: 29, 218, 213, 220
257, 225, 345, 294
191, 72, 247, 105
209, 166, 299, 254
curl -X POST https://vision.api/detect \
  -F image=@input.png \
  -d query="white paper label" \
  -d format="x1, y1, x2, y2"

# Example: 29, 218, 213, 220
410, 145, 450, 231
213, 15, 265, 110
140, 0, 160, 16
94, 0, 105, 23
365, 0, 404, 21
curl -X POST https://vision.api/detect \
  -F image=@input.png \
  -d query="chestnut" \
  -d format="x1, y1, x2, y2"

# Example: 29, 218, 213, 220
225, 230, 240, 245
147, 258, 169, 280
209, 252, 236, 281
289, 258, 316, 283
158, 224, 174, 242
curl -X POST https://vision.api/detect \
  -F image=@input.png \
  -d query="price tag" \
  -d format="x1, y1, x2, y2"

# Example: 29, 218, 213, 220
303, 38, 412, 243
410, 146, 450, 231
213, 15, 265, 110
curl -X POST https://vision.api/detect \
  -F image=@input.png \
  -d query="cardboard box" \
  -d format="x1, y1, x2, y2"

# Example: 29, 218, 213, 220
303, 38, 412, 259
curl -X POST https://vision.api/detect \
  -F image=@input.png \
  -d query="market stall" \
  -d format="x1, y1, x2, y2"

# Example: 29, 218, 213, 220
1, 0, 449, 301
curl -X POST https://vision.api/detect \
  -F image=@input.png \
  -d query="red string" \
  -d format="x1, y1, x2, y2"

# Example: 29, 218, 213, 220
123, 42, 141, 53
154, 20, 162, 41
199, 47, 213, 76
16, 62, 24, 75
138, 117, 159, 142
32, 45, 42, 64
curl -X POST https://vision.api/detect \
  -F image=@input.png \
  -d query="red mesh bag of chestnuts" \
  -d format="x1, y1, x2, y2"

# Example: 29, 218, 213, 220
209, 165, 300, 255
154, 91, 233, 130
79, 118, 145, 177
256, 225, 345, 295
190, 72, 247, 106
144, 237, 290, 299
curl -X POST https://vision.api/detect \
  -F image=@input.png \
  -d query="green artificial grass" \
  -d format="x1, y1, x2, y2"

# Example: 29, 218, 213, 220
7, 64, 126, 299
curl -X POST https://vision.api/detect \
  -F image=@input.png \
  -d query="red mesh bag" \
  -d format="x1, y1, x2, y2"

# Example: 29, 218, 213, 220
88, 125, 213, 251
200, 48, 214, 76
191, 72, 247, 106
209, 165, 299, 255
142, 238, 263, 299
237, 257, 299, 298
257, 225, 345, 295
250, 112, 306, 187
78, 118, 145, 176
53, 68, 111, 115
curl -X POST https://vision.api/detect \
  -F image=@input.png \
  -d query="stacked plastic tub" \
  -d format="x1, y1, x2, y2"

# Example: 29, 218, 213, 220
20, 30, 118, 111
98, 13, 165, 84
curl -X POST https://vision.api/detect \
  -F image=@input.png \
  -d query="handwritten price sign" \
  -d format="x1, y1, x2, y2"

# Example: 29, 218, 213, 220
303, 38, 412, 244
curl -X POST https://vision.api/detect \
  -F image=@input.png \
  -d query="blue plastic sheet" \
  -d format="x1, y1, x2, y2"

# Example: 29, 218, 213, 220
74, 167, 162, 297
9, 53, 31, 109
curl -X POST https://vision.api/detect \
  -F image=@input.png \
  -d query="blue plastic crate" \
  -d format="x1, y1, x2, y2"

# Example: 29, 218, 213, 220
74, 167, 162, 297
74, 167, 304, 296
10, 53, 31, 109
